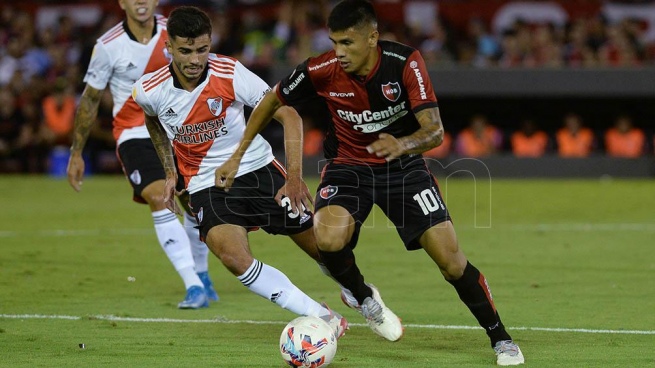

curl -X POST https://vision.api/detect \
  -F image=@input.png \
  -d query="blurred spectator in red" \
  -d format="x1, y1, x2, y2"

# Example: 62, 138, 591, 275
41, 78, 75, 146
604, 115, 645, 158
303, 126, 324, 157
598, 24, 641, 67
556, 113, 595, 157
423, 131, 452, 159
564, 18, 598, 67
511, 119, 549, 157
455, 114, 502, 157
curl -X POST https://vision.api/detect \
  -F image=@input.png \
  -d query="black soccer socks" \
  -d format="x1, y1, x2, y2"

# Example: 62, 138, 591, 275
448, 261, 512, 346
318, 247, 373, 304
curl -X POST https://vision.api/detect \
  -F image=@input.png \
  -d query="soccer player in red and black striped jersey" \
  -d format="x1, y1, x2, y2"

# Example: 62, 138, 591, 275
218, 1, 524, 364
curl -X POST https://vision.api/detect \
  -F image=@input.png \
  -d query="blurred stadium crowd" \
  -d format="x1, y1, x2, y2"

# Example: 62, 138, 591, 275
1, 0, 654, 174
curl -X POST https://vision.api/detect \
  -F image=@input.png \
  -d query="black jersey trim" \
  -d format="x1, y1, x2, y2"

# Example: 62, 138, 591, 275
123, 18, 158, 43
412, 101, 439, 114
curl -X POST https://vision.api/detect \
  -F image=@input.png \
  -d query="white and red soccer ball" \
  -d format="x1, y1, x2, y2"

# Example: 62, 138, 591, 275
279, 316, 337, 367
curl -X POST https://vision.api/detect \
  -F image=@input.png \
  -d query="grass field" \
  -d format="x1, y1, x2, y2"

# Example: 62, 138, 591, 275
1, 175, 654, 367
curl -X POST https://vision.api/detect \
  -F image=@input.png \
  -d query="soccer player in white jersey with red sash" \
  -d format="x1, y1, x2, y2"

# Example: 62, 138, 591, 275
132, 6, 348, 338
67, 0, 217, 309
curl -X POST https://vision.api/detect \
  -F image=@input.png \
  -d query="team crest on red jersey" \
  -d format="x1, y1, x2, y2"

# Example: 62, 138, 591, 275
207, 97, 223, 116
319, 185, 338, 199
381, 82, 401, 102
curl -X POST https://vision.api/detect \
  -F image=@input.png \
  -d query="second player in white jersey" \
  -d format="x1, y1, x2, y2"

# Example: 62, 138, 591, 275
133, 54, 274, 194
68, 1, 217, 310
85, 14, 169, 145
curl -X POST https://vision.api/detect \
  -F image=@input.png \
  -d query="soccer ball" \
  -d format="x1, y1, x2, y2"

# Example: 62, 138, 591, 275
279, 316, 337, 367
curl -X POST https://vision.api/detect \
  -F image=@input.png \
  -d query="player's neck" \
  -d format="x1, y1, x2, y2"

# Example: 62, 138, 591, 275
353, 47, 380, 79
171, 63, 203, 92
125, 16, 156, 44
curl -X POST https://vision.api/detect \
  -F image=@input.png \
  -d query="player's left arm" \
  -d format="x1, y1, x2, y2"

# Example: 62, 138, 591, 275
367, 107, 444, 161
399, 106, 445, 154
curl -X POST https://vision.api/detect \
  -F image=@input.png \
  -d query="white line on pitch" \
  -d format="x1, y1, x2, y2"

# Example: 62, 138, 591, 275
1, 314, 653, 335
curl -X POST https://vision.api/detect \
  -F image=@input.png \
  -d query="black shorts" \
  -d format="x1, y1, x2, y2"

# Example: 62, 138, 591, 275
315, 158, 451, 250
118, 138, 185, 204
189, 160, 313, 240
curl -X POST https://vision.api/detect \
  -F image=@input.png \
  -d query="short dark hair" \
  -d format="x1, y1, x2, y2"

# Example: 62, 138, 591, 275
167, 6, 212, 40
327, 0, 377, 32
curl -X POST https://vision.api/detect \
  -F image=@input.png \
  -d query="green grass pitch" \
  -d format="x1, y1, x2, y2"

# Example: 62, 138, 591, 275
1, 175, 654, 367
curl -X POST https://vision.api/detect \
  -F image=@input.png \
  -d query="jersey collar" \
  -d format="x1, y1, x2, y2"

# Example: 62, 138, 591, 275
123, 18, 157, 43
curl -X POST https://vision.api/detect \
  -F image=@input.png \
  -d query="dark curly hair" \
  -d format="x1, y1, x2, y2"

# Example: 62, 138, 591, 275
167, 6, 212, 40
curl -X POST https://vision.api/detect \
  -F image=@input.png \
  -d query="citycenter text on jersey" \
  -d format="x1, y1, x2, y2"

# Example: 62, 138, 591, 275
337, 101, 408, 133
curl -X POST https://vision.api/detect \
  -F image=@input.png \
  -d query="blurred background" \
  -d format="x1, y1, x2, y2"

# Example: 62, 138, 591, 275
1, 0, 654, 178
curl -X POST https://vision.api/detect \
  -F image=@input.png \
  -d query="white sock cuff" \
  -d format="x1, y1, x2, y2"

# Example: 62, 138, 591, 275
152, 209, 177, 224
238, 259, 263, 287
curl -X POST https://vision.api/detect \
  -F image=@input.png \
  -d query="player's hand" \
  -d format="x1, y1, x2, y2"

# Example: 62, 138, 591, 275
366, 133, 405, 161
215, 157, 240, 192
67, 152, 85, 192
163, 176, 183, 215
276, 176, 313, 215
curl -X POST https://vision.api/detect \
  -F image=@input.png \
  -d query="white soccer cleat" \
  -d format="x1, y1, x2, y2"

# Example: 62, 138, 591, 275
341, 284, 403, 342
340, 287, 360, 312
494, 340, 525, 366
319, 303, 349, 340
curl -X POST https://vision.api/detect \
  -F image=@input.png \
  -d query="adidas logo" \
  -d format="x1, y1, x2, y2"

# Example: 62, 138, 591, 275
126, 62, 137, 70
162, 107, 177, 118
270, 291, 284, 303
163, 239, 177, 247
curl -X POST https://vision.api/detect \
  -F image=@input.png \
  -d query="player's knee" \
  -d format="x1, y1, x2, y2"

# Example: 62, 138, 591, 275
314, 228, 349, 251
439, 257, 467, 281
142, 192, 165, 207
140, 181, 167, 208
441, 266, 462, 281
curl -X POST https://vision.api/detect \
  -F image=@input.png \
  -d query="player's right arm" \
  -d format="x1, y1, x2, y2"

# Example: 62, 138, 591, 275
144, 113, 178, 213
68, 41, 113, 192
67, 85, 103, 192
